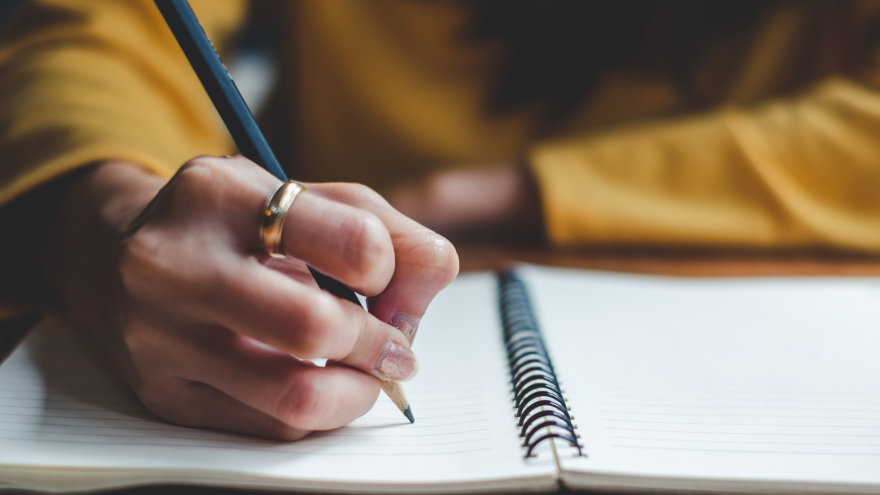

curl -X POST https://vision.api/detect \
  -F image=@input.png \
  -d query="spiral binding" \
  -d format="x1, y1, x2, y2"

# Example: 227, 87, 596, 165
498, 270, 584, 458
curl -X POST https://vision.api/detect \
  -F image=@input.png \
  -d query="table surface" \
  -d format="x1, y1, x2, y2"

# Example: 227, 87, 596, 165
4, 245, 880, 495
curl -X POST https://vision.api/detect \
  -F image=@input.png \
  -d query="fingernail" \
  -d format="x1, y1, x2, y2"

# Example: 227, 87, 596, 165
375, 340, 418, 381
390, 313, 419, 344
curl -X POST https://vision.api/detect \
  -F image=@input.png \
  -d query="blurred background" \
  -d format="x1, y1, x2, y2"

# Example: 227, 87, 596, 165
0, 1, 22, 38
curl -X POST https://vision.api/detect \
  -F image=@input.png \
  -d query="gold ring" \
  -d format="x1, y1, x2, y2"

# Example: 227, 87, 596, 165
260, 181, 305, 258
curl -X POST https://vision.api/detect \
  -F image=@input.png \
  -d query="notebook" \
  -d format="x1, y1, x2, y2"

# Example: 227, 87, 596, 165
2, 265, 880, 493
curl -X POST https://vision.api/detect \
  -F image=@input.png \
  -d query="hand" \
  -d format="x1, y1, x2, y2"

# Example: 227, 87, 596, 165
385, 164, 545, 243
42, 156, 458, 440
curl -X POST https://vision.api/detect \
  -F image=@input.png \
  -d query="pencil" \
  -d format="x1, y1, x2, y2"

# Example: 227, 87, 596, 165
153, 0, 413, 424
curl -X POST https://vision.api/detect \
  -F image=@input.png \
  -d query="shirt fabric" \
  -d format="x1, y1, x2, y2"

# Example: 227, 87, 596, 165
3, 0, 880, 318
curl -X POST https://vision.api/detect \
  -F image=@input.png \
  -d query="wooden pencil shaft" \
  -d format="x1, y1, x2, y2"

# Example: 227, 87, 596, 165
381, 381, 408, 411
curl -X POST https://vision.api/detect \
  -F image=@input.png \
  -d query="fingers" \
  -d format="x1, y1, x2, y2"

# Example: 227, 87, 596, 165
200, 257, 418, 381
166, 156, 397, 295
128, 321, 382, 435
308, 183, 460, 343
140, 381, 311, 441
128, 156, 423, 380
138, 355, 380, 438
182, 156, 457, 345
386, 165, 546, 243
192, 351, 381, 432
278, 192, 395, 295
366, 234, 460, 343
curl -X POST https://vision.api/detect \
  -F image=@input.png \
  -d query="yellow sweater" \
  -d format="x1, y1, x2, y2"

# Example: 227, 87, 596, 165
4, 1, 880, 318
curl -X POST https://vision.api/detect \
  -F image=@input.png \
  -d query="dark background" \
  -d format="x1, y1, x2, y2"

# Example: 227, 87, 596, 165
0, 0, 23, 41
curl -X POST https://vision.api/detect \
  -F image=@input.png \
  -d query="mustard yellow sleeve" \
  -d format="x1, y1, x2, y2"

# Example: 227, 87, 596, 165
0, 0, 246, 207
530, 76, 880, 252
0, 0, 246, 320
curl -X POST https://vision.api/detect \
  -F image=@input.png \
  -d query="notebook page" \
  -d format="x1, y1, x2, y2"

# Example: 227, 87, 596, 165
520, 266, 880, 493
0, 273, 555, 493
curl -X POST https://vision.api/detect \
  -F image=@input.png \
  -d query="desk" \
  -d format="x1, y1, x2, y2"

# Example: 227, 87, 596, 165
3, 246, 879, 495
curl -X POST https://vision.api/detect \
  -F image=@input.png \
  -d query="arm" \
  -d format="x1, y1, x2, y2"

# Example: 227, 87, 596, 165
0, 1, 459, 437
0, 0, 244, 316
528, 76, 880, 250
0, 0, 245, 202
390, 76, 880, 252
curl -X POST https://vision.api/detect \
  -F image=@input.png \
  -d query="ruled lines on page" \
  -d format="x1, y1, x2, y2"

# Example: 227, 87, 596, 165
592, 380, 880, 456
0, 273, 556, 492
521, 266, 880, 488
0, 364, 491, 456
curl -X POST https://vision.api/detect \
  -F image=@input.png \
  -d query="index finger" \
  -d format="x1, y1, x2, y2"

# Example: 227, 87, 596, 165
306, 183, 460, 343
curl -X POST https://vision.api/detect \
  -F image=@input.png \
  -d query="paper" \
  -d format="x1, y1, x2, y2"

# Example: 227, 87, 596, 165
0, 274, 554, 492
520, 267, 880, 488
5, 266, 880, 493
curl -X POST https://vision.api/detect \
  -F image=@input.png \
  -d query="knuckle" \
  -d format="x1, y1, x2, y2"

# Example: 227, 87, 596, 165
275, 373, 325, 428
177, 155, 220, 179
407, 232, 460, 284
118, 230, 163, 297
344, 182, 387, 206
169, 156, 229, 208
174, 157, 214, 192
290, 295, 340, 357
119, 228, 215, 305
322, 182, 390, 210
340, 212, 393, 284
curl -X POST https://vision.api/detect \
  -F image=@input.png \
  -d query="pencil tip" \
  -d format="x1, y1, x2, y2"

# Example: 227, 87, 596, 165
404, 406, 414, 424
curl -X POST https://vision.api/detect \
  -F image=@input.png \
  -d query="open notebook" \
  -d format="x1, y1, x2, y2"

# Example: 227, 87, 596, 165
2, 265, 880, 493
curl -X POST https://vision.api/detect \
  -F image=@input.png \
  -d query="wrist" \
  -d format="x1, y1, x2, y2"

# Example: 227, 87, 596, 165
42, 161, 165, 319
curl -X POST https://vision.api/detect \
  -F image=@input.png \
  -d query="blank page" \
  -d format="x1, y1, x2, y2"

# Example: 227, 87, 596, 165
0, 273, 555, 493
520, 266, 880, 493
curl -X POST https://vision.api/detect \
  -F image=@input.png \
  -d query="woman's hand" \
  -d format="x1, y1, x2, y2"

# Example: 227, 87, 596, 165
385, 164, 545, 244
43, 156, 458, 440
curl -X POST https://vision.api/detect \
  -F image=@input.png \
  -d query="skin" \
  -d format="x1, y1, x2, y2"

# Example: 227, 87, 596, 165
40, 156, 459, 440
385, 165, 545, 244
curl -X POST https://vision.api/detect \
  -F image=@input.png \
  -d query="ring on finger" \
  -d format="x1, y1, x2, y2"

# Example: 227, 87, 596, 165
260, 180, 306, 258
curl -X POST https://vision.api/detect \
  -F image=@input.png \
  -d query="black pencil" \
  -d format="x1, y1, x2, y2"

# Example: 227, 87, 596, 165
153, 0, 413, 424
